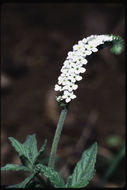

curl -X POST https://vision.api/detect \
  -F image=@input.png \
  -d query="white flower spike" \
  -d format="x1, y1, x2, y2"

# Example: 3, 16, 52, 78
54, 34, 124, 105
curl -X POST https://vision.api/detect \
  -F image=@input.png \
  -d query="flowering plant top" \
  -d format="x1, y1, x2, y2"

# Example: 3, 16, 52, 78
54, 34, 123, 106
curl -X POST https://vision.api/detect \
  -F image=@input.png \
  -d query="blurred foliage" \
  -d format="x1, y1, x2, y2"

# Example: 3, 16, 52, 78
105, 134, 123, 148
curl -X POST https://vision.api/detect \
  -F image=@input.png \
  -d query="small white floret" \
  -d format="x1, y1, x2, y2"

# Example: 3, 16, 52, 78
62, 91, 76, 103
54, 84, 61, 91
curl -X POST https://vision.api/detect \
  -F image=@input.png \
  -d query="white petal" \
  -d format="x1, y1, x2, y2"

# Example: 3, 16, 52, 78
54, 84, 61, 91
63, 90, 69, 96
68, 75, 75, 83
82, 59, 88, 65
76, 75, 82, 81
68, 51, 73, 56
78, 40, 84, 46
66, 97, 71, 103
58, 81, 62, 85
73, 44, 78, 51
82, 38, 87, 43
71, 94, 76, 99
73, 55, 79, 62
86, 50, 92, 55
73, 84, 78, 90
92, 47, 98, 52
75, 69, 80, 74
80, 67, 86, 73
76, 50, 82, 56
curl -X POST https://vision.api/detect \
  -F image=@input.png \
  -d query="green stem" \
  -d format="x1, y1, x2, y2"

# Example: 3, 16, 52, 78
48, 106, 68, 169
99, 143, 125, 187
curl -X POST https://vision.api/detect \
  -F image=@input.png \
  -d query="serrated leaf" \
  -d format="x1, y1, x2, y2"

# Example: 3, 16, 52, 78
23, 134, 38, 163
33, 139, 47, 165
8, 137, 33, 168
37, 164, 65, 188
1, 164, 31, 172
66, 142, 97, 188
6, 173, 36, 188
8, 137, 26, 157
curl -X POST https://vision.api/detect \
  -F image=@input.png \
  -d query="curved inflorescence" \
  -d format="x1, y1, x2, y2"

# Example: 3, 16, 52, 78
54, 34, 124, 105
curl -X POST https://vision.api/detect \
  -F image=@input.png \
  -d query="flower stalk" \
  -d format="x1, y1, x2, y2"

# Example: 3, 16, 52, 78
48, 106, 68, 169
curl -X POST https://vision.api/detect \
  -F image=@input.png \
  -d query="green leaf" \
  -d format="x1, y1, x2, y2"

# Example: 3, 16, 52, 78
19, 155, 32, 169
6, 173, 36, 188
33, 139, 47, 165
8, 137, 26, 157
1, 164, 31, 172
37, 164, 65, 188
8, 137, 32, 168
8, 135, 39, 169
23, 134, 38, 163
65, 176, 72, 187
66, 142, 98, 188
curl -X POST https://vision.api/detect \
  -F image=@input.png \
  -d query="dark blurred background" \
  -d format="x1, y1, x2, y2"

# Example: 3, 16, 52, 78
1, 3, 125, 188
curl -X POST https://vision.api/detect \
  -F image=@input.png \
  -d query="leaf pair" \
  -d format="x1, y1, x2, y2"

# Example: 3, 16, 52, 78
36, 142, 98, 188
1, 134, 47, 188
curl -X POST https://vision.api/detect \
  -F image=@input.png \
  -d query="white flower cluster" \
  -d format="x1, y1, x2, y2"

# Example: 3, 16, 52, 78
55, 34, 113, 103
